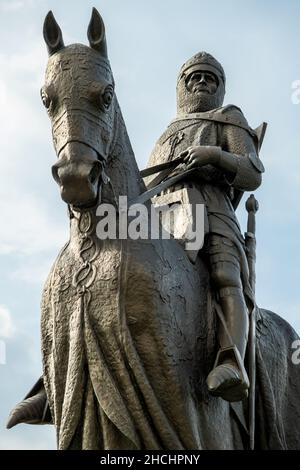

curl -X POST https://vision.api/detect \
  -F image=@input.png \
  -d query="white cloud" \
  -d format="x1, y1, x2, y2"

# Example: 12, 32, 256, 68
10, 257, 55, 284
0, 191, 67, 256
0, 305, 15, 338
0, 0, 41, 12
0, 45, 46, 139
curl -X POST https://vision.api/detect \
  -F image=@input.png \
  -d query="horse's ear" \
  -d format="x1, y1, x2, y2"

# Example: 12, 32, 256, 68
87, 7, 107, 57
43, 11, 65, 56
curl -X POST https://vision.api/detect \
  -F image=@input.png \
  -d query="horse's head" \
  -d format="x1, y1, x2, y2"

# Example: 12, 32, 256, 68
41, 9, 115, 209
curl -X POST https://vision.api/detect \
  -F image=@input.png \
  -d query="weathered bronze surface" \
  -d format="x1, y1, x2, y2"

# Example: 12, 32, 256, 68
7, 9, 300, 449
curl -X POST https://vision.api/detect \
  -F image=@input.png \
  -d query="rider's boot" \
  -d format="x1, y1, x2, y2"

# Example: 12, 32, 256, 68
206, 286, 249, 402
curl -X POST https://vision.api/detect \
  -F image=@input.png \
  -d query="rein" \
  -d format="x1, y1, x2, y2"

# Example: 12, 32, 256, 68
131, 168, 196, 205
129, 157, 193, 206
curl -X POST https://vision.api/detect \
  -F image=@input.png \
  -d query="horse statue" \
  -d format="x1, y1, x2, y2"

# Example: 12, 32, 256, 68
7, 9, 300, 450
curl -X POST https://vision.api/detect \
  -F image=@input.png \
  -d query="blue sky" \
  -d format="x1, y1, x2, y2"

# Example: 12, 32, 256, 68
0, 0, 299, 449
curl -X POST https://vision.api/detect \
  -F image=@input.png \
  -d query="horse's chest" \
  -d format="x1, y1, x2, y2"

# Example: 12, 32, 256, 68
43, 244, 135, 350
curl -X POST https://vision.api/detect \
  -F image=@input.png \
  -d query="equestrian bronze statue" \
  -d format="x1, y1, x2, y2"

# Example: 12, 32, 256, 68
7, 9, 300, 450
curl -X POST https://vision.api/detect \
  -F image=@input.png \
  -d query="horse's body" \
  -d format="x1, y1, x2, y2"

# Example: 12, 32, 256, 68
7, 9, 300, 449
42, 221, 243, 449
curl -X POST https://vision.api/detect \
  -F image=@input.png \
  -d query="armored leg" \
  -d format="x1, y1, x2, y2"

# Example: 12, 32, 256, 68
206, 235, 249, 402
218, 285, 249, 357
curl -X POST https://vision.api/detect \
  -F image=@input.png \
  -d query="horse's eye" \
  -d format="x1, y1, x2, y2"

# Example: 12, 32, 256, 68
102, 85, 113, 109
40, 89, 51, 109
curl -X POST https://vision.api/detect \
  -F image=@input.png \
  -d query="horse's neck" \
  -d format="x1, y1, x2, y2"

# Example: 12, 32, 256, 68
101, 98, 146, 205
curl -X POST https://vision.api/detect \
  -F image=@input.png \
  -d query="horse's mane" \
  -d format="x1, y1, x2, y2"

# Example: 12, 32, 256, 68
102, 97, 146, 207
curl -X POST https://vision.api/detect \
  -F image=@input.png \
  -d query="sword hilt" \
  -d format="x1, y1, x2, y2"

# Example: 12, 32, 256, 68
245, 194, 259, 236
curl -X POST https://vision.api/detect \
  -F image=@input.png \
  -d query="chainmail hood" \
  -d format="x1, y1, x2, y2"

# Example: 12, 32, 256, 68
176, 51, 226, 114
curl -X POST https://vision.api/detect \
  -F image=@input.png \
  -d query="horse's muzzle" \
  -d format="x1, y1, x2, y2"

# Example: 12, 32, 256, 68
52, 142, 102, 207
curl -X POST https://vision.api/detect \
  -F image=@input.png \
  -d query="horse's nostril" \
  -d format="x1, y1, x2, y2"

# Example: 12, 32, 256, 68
52, 164, 60, 184
89, 162, 101, 185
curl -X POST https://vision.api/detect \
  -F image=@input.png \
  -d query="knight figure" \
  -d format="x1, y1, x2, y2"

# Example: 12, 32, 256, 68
147, 51, 265, 402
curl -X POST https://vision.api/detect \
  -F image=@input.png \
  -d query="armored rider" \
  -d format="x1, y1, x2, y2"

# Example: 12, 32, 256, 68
147, 52, 265, 402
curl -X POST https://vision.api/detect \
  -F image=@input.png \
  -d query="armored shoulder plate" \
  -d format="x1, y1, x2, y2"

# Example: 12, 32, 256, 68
249, 151, 265, 173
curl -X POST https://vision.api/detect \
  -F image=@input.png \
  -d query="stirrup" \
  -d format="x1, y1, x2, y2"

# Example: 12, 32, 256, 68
213, 344, 249, 387
206, 345, 250, 401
